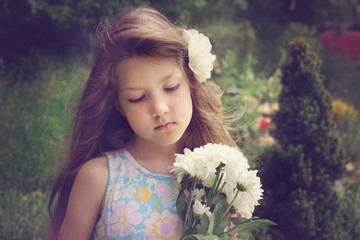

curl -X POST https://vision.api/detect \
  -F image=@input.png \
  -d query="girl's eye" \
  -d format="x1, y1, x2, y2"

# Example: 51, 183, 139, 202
164, 84, 180, 92
128, 95, 145, 103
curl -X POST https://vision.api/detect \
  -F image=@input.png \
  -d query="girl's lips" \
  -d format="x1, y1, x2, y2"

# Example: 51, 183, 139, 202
155, 122, 175, 130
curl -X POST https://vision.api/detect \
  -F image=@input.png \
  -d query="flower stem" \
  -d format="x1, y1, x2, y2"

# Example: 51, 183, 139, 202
217, 181, 226, 194
221, 189, 240, 223
214, 171, 225, 196
184, 178, 197, 231
202, 185, 207, 205
208, 163, 225, 201
208, 170, 220, 201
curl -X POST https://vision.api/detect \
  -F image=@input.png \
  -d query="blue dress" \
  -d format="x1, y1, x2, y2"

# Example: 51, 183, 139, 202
92, 148, 182, 239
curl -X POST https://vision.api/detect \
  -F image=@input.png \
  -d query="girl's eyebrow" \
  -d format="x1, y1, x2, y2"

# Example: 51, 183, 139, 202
120, 70, 182, 91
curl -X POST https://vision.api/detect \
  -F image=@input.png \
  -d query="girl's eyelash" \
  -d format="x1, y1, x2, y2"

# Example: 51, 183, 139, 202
164, 84, 180, 92
128, 84, 179, 103
128, 96, 145, 103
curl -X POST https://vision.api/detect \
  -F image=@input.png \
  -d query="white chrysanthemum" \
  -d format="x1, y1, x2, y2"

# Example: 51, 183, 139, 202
171, 146, 219, 184
171, 143, 263, 219
224, 157, 250, 190
183, 29, 216, 83
171, 143, 251, 187
172, 143, 268, 237
225, 170, 263, 219
171, 154, 193, 183
193, 199, 212, 218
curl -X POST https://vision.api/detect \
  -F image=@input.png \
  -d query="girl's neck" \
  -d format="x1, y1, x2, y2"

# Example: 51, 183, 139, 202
125, 136, 179, 174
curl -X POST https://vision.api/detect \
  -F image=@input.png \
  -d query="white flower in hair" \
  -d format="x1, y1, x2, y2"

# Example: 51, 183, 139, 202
183, 29, 216, 83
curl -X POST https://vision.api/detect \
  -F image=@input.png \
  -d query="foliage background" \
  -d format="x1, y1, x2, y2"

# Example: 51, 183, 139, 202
0, 0, 359, 239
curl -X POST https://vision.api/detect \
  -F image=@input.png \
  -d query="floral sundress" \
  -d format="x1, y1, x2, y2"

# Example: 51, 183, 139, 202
92, 148, 182, 240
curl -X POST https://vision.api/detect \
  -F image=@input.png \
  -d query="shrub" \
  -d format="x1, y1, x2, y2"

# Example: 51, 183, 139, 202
257, 38, 360, 240
332, 98, 358, 124
0, 190, 48, 240
332, 99, 359, 163
215, 51, 280, 158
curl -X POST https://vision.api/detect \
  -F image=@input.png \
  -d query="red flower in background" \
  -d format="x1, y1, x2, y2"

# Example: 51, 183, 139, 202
318, 30, 360, 62
259, 116, 272, 130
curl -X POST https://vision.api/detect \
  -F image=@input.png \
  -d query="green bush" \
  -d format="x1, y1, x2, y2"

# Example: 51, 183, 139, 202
0, 189, 48, 240
257, 38, 360, 239
332, 99, 360, 164
214, 50, 281, 161
0, 55, 88, 239
0, 56, 87, 192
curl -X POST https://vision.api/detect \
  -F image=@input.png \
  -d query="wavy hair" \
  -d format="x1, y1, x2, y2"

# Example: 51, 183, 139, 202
47, 6, 236, 239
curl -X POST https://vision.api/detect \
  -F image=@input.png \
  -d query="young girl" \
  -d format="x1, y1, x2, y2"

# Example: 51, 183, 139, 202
47, 6, 237, 240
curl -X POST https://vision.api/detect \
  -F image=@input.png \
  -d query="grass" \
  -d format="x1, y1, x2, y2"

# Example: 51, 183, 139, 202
0, 190, 48, 239
0, 56, 88, 239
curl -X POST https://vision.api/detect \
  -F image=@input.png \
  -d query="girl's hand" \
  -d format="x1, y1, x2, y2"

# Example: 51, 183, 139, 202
229, 213, 241, 240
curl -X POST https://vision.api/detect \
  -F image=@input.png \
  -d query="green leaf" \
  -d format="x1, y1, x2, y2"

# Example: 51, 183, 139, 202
209, 194, 225, 206
176, 187, 187, 221
217, 235, 231, 240
231, 216, 253, 225
184, 234, 219, 240
208, 198, 226, 234
196, 223, 206, 235
180, 176, 191, 192
215, 216, 231, 234
238, 231, 255, 240
231, 216, 271, 225
185, 226, 198, 236
197, 214, 210, 234
225, 218, 276, 236
221, 231, 255, 240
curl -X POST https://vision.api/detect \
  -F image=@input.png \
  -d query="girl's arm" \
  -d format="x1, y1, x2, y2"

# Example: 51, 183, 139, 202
57, 156, 108, 240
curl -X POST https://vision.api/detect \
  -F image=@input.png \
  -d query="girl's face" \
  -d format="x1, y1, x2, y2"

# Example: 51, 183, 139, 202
117, 56, 193, 148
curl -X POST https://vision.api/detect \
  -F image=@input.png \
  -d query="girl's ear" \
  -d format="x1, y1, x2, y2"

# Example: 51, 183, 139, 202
115, 102, 126, 117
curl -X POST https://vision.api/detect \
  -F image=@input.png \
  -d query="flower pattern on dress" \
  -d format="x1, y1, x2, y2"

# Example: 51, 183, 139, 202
144, 209, 182, 240
136, 187, 152, 201
108, 200, 143, 237
155, 183, 171, 198
122, 186, 136, 199
92, 148, 182, 240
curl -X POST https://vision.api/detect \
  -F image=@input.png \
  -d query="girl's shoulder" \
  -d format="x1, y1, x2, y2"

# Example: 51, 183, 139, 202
73, 155, 108, 210
78, 155, 108, 186
75, 155, 108, 203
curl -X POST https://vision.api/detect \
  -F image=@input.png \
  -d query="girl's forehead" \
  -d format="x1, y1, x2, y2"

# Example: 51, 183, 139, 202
118, 56, 180, 70
116, 56, 185, 86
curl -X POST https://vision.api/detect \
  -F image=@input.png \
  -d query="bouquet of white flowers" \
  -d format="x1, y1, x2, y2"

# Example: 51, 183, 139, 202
170, 143, 274, 240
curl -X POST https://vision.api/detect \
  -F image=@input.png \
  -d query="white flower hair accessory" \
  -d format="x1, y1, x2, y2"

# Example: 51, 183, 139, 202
183, 29, 216, 83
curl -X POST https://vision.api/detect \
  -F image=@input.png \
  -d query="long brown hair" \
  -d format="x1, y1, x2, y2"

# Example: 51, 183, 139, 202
47, 6, 236, 239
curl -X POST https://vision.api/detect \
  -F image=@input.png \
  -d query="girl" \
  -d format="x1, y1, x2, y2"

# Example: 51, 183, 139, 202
47, 6, 237, 240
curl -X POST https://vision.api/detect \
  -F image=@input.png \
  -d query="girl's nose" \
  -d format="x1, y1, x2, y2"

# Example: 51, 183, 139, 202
149, 97, 169, 118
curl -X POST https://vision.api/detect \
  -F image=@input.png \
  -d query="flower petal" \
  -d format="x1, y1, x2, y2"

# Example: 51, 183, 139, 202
183, 29, 216, 83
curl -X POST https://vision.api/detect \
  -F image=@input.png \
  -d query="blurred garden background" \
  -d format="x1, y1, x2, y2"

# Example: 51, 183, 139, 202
1, 0, 360, 239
